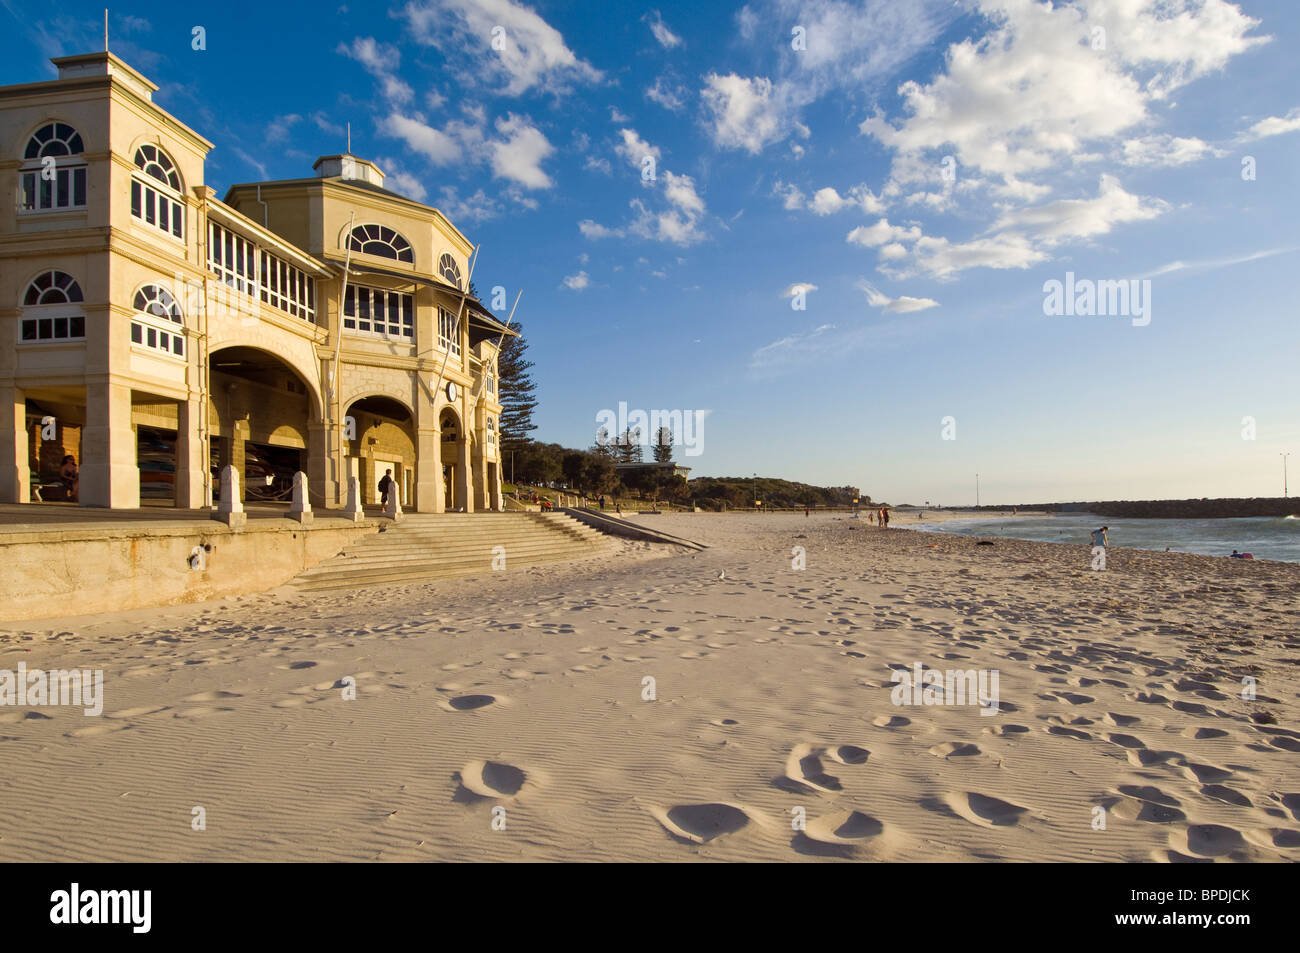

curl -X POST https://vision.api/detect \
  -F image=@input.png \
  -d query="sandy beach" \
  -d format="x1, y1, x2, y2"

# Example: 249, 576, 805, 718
1, 513, 1297, 862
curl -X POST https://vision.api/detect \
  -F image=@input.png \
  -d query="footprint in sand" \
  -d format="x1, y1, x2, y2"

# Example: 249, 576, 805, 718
1110, 796, 1186, 824
1169, 824, 1247, 858
941, 791, 1028, 828
1047, 726, 1092, 741
710, 718, 740, 727
1183, 726, 1230, 740
780, 744, 843, 793
1200, 784, 1252, 807
65, 723, 128, 738
873, 715, 910, 728
443, 694, 499, 712
1104, 712, 1141, 727
649, 802, 753, 844
1104, 732, 1146, 749
985, 724, 1029, 736
828, 745, 870, 765
456, 760, 528, 799
929, 741, 982, 759
795, 810, 886, 855
1180, 762, 1234, 784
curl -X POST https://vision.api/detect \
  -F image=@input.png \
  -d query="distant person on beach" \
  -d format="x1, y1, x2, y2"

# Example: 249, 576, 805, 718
805, 506, 809, 517
599, 495, 606, 511
868, 511, 875, 524
880, 507, 889, 529
1229, 550, 1244, 558
1090, 525, 1109, 547
59, 454, 78, 502
378, 469, 393, 506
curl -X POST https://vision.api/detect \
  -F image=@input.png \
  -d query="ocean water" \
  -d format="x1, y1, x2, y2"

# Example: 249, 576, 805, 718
913, 512, 1300, 563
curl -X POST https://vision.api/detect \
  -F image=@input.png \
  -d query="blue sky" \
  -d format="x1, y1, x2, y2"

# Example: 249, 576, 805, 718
5, 0, 1298, 505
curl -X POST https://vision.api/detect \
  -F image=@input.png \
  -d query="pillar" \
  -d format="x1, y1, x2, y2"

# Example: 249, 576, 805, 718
456, 436, 473, 513
175, 397, 206, 509
307, 421, 334, 509
0, 385, 28, 504
80, 377, 138, 508
415, 426, 443, 513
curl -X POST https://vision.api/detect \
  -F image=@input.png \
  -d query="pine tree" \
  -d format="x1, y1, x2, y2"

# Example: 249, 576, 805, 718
653, 427, 673, 463
497, 322, 538, 454
592, 426, 617, 459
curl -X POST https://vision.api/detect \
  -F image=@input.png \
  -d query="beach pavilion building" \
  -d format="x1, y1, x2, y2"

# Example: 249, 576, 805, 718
0, 51, 515, 513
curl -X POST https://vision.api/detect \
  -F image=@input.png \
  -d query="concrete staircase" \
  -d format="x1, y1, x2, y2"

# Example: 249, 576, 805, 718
288, 512, 614, 592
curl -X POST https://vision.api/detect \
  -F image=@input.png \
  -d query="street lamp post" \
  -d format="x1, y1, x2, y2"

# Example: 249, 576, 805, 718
1283, 452, 1291, 498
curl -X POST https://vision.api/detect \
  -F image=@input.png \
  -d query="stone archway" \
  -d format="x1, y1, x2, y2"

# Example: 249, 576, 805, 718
208, 345, 322, 505
346, 395, 416, 507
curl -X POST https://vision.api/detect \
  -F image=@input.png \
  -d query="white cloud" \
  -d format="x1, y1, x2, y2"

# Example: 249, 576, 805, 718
436, 186, 504, 224
1243, 107, 1300, 140
750, 323, 838, 368
614, 128, 661, 169
374, 157, 428, 201
488, 113, 555, 189
990, 175, 1167, 244
773, 180, 806, 211
562, 270, 590, 290
701, 73, 788, 154
644, 10, 682, 49
781, 282, 818, 298
861, 0, 1267, 189
857, 280, 938, 313
584, 155, 612, 175
609, 106, 631, 123
379, 112, 462, 164
846, 218, 921, 248
646, 76, 687, 111
579, 219, 624, 239
338, 37, 413, 105
1121, 134, 1214, 166
810, 184, 886, 216
904, 233, 1049, 280
1137, 246, 1300, 279
401, 0, 602, 95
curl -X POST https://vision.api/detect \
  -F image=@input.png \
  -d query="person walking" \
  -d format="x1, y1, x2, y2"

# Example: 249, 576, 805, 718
880, 506, 890, 529
599, 495, 606, 511
59, 454, 79, 502
1090, 525, 1109, 547
378, 469, 393, 506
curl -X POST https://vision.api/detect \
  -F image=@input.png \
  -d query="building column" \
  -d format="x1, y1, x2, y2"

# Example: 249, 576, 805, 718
0, 385, 28, 504
456, 437, 473, 513
307, 421, 334, 509
415, 427, 442, 513
175, 397, 206, 509
81, 377, 138, 508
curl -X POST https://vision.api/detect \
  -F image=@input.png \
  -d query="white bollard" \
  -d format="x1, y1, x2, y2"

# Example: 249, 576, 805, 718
289, 470, 313, 524
384, 482, 404, 521
214, 464, 246, 528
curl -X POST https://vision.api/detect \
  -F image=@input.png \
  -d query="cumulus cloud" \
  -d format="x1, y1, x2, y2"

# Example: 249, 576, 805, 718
846, 218, 921, 248
1242, 107, 1300, 140
562, 270, 590, 290
990, 175, 1167, 244
857, 280, 938, 313
488, 113, 555, 189
338, 37, 413, 105
579, 219, 624, 239
701, 74, 790, 154
1121, 134, 1215, 166
401, 0, 602, 96
379, 112, 462, 164
644, 10, 682, 49
614, 128, 661, 170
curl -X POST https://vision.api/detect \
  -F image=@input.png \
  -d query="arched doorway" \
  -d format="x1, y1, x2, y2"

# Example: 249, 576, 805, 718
345, 395, 415, 507
208, 346, 320, 505
439, 406, 465, 511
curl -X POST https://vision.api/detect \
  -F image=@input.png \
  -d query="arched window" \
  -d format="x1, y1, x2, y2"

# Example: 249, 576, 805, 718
130, 284, 185, 357
438, 253, 462, 289
20, 270, 85, 342
130, 144, 184, 240
348, 224, 413, 263
20, 122, 87, 211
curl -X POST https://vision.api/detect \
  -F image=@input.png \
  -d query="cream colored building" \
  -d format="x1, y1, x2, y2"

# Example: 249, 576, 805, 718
0, 51, 515, 513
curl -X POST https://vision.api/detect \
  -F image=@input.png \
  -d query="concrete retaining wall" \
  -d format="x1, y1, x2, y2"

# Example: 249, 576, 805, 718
0, 519, 376, 622
560, 507, 706, 550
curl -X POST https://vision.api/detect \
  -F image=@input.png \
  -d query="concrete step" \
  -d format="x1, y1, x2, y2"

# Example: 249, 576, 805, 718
288, 510, 615, 592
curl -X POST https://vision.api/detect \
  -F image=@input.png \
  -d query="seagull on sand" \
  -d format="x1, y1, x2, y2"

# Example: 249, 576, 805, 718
717, 570, 726, 580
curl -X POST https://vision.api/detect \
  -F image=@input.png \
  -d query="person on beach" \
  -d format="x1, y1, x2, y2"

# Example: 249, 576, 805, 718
868, 511, 875, 525
880, 507, 889, 529
378, 469, 393, 506
59, 454, 78, 502
1090, 525, 1109, 547
599, 495, 605, 511
805, 505, 810, 517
